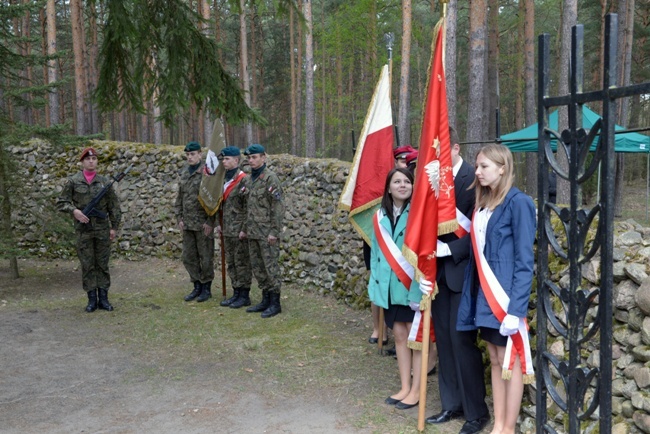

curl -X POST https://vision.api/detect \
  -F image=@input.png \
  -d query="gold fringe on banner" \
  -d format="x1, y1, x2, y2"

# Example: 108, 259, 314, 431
502, 369, 513, 381
408, 341, 423, 351
523, 374, 536, 385
438, 219, 459, 236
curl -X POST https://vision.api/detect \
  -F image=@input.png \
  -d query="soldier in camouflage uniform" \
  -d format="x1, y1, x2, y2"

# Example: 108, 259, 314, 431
174, 141, 216, 303
240, 144, 285, 318
57, 147, 121, 312
216, 146, 252, 309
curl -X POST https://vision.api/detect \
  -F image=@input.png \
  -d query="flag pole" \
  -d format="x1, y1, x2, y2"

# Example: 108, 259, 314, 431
219, 208, 227, 298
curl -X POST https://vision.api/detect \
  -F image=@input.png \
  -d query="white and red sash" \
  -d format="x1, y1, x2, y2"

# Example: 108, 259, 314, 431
223, 171, 246, 201
471, 211, 535, 384
373, 209, 413, 289
454, 208, 471, 238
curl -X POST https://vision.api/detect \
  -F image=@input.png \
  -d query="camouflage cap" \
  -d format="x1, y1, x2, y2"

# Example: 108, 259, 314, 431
219, 146, 241, 157
244, 144, 265, 155
79, 147, 98, 161
184, 141, 201, 152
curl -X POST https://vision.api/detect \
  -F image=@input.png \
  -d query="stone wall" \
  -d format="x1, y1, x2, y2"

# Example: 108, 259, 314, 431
8, 139, 650, 433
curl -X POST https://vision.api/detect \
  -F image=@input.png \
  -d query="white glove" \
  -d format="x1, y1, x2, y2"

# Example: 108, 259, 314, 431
499, 314, 521, 336
419, 278, 433, 296
409, 301, 420, 312
436, 240, 451, 257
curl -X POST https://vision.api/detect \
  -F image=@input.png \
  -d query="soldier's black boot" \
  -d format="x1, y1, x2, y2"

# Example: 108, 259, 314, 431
184, 281, 202, 301
98, 288, 114, 311
229, 288, 251, 309
85, 289, 98, 313
220, 288, 241, 307
261, 292, 282, 318
197, 281, 212, 302
246, 291, 270, 313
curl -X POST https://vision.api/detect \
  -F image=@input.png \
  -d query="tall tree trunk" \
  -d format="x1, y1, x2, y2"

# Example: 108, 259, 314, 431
200, 0, 212, 147
21, 0, 33, 125
0, 146, 20, 279
445, 0, 458, 130
486, 0, 498, 141
397, 0, 412, 147
524, 0, 537, 198
320, 0, 326, 155
239, 0, 253, 145
289, 6, 298, 155
297, 1, 303, 155
614, 0, 635, 217
466, 0, 488, 164
87, 0, 101, 134
250, 5, 259, 144
46, 0, 59, 126
303, 0, 316, 157
70, 0, 86, 135
556, 0, 577, 205
336, 25, 343, 159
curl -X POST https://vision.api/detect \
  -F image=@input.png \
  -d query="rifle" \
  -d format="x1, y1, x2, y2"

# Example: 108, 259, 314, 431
82, 164, 133, 220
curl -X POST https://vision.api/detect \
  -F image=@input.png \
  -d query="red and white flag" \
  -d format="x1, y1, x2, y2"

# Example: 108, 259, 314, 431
403, 18, 458, 349
339, 65, 395, 243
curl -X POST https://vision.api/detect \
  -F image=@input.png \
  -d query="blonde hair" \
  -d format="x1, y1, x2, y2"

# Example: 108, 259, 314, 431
471, 143, 514, 210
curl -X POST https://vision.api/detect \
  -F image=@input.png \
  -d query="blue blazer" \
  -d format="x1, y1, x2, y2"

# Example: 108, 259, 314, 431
457, 187, 536, 331
368, 204, 421, 309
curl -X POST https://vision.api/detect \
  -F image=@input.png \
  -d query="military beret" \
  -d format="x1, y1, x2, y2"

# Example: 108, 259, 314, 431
79, 147, 98, 161
393, 145, 416, 159
184, 141, 201, 152
405, 150, 418, 165
219, 146, 241, 157
244, 144, 266, 155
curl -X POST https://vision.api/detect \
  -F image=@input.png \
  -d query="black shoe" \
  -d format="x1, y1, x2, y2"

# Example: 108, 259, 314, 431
261, 293, 281, 318
97, 288, 114, 311
196, 281, 212, 302
184, 282, 202, 302
85, 289, 98, 313
229, 288, 251, 309
385, 346, 396, 357
395, 400, 418, 410
368, 337, 389, 345
220, 289, 241, 307
428, 366, 437, 376
246, 291, 270, 313
459, 416, 490, 434
425, 410, 464, 424
384, 396, 401, 405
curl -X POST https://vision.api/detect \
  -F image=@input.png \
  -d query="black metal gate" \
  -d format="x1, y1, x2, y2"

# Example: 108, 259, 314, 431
536, 14, 650, 434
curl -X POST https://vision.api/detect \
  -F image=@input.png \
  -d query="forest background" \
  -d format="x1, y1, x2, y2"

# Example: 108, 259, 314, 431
1, 0, 650, 237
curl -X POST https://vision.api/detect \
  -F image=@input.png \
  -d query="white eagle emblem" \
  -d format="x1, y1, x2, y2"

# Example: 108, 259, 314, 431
425, 160, 441, 198
205, 149, 220, 175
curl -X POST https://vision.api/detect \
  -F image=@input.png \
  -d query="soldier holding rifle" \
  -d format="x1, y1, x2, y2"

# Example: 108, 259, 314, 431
57, 147, 122, 312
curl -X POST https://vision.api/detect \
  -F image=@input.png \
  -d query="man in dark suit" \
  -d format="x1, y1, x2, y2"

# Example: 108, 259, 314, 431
425, 127, 489, 434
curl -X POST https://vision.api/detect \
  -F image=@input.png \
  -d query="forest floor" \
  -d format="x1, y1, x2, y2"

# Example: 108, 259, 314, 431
0, 257, 467, 434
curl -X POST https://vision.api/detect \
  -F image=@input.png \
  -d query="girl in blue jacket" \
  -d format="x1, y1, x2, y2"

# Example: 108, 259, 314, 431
457, 144, 536, 434
368, 168, 422, 410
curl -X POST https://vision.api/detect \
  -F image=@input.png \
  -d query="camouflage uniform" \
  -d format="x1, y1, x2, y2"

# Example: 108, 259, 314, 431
174, 161, 215, 284
57, 172, 121, 292
244, 167, 284, 295
222, 170, 251, 289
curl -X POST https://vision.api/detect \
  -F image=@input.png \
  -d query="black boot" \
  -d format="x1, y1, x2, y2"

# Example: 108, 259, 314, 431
229, 288, 251, 309
246, 291, 270, 313
85, 289, 98, 313
184, 281, 202, 302
196, 281, 212, 302
261, 293, 282, 318
220, 288, 241, 307
98, 288, 114, 311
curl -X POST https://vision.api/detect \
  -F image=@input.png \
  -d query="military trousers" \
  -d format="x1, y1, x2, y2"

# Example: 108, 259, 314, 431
248, 238, 281, 294
76, 229, 111, 292
182, 230, 215, 283
224, 236, 252, 289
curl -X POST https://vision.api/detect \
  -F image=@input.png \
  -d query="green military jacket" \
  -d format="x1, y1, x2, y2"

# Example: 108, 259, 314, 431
244, 167, 284, 240
221, 170, 248, 238
57, 171, 121, 232
174, 162, 216, 231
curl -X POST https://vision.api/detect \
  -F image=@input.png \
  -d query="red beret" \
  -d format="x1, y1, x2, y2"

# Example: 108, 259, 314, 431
405, 150, 418, 165
393, 145, 416, 159
79, 147, 98, 161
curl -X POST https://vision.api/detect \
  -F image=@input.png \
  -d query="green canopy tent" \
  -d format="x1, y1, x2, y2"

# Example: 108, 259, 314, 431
500, 106, 650, 153
499, 106, 650, 221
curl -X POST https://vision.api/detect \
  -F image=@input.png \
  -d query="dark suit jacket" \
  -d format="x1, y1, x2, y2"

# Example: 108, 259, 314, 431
437, 160, 475, 292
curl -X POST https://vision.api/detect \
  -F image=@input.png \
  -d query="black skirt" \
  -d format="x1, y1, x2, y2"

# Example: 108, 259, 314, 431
479, 326, 508, 347
384, 299, 415, 329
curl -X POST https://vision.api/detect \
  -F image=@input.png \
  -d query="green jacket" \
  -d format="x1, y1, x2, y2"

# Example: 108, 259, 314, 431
57, 171, 121, 232
174, 162, 216, 231
244, 167, 284, 240
221, 170, 248, 237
